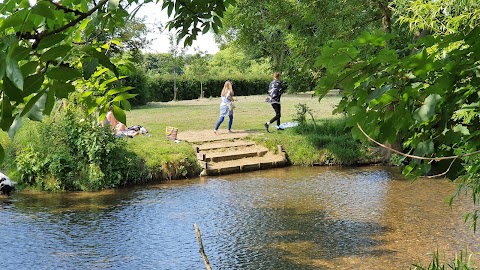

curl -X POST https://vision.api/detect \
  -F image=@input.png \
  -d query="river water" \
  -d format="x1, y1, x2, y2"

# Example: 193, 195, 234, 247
0, 166, 478, 270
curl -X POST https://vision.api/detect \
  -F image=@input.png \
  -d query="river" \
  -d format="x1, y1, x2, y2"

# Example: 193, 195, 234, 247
0, 166, 478, 270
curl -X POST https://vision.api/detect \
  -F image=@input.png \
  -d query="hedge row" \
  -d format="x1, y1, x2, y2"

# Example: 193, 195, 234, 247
124, 72, 271, 105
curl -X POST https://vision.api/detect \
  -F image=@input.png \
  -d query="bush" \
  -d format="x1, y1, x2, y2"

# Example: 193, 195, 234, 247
123, 71, 149, 106
128, 74, 272, 102
8, 107, 148, 191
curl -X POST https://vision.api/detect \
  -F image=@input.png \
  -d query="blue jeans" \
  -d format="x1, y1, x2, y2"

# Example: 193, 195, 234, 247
215, 114, 233, 131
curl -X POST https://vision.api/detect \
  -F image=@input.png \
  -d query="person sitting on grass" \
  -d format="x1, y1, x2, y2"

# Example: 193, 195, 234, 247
103, 106, 139, 137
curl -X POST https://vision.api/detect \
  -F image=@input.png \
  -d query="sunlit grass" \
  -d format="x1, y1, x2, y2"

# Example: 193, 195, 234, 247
125, 93, 342, 133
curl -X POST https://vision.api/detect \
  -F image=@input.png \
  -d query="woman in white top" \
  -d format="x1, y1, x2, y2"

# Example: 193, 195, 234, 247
214, 80, 235, 135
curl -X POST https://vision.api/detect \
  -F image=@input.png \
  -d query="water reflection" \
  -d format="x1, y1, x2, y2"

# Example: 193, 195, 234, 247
0, 166, 478, 270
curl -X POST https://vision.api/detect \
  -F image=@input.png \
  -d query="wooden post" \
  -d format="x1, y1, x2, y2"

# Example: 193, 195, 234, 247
194, 223, 212, 270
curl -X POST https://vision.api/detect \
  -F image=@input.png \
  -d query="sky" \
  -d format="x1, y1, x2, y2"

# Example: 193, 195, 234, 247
134, 2, 220, 55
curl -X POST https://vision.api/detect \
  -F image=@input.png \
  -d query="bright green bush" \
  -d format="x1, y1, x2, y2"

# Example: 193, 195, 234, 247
8, 108, 148, 191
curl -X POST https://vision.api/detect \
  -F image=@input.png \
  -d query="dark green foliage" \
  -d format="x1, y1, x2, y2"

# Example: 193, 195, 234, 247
132, 75, 271, 102
123, 71, 149, 106
8, 108, 147, 191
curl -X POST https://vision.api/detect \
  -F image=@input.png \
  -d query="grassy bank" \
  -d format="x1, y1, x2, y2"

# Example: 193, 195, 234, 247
1, 92, 380, 189
125, 92, 379, 170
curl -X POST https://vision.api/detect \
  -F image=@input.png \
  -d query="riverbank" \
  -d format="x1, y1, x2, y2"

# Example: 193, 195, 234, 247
124, 93, 384, 180
0, 92, 384, 189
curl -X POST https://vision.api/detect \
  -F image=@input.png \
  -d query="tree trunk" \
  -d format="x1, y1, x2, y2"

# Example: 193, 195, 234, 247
376, 0, 392, 34
173, 72, 177, 101
377, 1, 401, 162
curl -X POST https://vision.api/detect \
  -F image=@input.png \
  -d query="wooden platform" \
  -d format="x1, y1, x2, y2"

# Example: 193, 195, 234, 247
177, 130, 290, 176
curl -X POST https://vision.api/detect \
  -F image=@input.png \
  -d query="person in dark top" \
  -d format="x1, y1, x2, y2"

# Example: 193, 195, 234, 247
264, 72, 284, 132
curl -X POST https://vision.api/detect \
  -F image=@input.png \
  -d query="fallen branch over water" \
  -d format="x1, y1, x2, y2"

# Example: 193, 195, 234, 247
194, 223, 212, 270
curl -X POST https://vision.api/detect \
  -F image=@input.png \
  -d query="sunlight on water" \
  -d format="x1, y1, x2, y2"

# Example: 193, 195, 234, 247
1, 166, 478, 270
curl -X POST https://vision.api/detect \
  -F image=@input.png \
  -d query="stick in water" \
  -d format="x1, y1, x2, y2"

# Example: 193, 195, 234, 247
194, 223, 212, 270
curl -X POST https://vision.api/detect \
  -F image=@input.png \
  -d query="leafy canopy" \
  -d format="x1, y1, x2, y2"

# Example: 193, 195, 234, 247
315, 0, 480, 229
0, 0, 234, 163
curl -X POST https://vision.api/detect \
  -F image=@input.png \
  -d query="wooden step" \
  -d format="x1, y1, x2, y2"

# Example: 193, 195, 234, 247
194, 140, 255, 152
204, 148, 268, 162
205, 153, 288, 176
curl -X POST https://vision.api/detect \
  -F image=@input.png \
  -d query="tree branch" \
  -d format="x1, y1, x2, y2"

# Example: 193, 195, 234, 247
357, 122, 480, 161
32, 0, 108, 49
49, 0, 86, 16
194, 223, 212, 270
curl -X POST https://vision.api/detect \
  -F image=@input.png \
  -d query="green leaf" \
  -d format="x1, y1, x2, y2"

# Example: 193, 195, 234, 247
413, 94, 442, 122
202, 23, 211, 34
23, 73, 44, 96
413, 140, 434, 157
21, 90, 46, 117
120, 99, 131, 111
43, 88, 55, 115
36, 34, 68, 50
371, 48, 398, 65
24, 92, 46, 122
3, 77, 24, 102
453, 125, 470, 135
31, 1, 55, 20
87, 104, 98, 115
0, 95, 13, 131
113, 105, 126, 125
46, 66, 82, 81
0, 145, 4, 164
367, 85, 391, 102
50, 81, 75, 99
212, 15, 223, 29
20, 61, 40, 77
167, 2, 174, 16
6, 46, 24, 90
88, 50, 119, 77
0, 51, 5, 79
7, 118, 22, 140
12, 46, 31, 61
0, 10, 27, 32
40, 45, 72, 62
82, 58, 99, 80
112, 93, 137, 102
108, 0, 120, 10
106, 86, 134, 95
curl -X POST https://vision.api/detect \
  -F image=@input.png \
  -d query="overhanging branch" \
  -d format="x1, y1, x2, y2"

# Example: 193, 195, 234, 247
31, 0, 108, 49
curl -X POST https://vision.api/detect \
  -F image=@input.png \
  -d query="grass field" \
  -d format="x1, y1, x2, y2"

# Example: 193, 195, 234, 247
126, 92, 342, 134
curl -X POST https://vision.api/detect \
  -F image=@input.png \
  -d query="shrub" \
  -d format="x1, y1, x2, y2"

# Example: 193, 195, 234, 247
9, 107, 148, 191
131, 75, 271, 102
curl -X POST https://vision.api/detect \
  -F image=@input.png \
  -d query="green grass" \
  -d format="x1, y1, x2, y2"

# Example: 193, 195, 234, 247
125, 93, 342, 132
2, 92, 374, 183
123, 92, 376, 168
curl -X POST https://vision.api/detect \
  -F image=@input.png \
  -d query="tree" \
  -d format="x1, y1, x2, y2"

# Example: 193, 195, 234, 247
0, 0, 234, 162
315, 1, 480, 228
184, 49, 211, 98
168, 33, 187, 101
218, 0, 383, 91
209, 45, 250, 77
